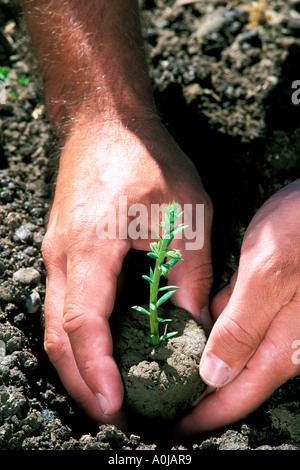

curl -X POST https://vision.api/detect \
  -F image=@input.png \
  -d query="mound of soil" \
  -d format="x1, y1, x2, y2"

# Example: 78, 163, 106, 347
113, 306, 206, 422
0, 0, 300, 451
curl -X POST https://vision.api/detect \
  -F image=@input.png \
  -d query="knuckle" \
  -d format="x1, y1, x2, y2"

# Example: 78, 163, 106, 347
44, 329, 68, 366
260, 252, 286, 279
200, 274, 214, 296
62, 305, 85, 335
187, 261, 213, 289
218, 316, 261, 358
199, 262, 214, 290
41, 234, 54, 264
253, 252, 299, 301
42, 233, 64, 274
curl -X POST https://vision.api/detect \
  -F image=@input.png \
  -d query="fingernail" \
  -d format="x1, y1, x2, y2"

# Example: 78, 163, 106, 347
95, 393, 110, 415
200, 351, 231, 387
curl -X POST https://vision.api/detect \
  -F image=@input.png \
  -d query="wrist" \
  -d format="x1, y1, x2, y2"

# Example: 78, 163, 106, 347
47, 70, 158, 141
22, 0, 156, 140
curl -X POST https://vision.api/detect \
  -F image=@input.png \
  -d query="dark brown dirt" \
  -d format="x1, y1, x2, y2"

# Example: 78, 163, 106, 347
0, 0, 300, 452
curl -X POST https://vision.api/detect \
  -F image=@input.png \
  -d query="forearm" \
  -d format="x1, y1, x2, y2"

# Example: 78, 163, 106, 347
21, 0, 156, 139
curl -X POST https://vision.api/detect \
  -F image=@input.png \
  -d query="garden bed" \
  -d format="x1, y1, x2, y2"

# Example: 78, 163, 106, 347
0, 0, 300, 450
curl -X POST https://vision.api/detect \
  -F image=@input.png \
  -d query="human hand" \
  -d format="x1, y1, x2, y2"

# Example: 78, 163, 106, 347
42, 117, 213, 424
176, 179, 300, 436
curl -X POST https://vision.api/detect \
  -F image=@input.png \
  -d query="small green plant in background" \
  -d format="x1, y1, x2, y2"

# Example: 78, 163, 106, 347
17, 73, 31, 87
0, 67, 9, 82
132, 201, 187, 346
10, 74, 32, 100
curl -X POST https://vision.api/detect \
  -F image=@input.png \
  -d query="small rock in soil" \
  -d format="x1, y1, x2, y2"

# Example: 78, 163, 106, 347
13, 267, 41, 286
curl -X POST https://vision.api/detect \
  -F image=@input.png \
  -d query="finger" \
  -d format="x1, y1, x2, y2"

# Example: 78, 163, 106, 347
169, 247, 213, 323
44, 264, 126, 425
168, 218, 213, 326
210, 270, 238, 321
199, 261, 296, 388
62, 240, 129, 416
175, 296, 300, 437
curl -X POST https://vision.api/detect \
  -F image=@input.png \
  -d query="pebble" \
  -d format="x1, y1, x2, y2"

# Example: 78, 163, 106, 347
14, 223, 37, 243
41, 409, 57, 420
25, 290, 41, 314
0, 284, 17, 302
13, 267, 41, 286
5, 212, 23, 230
194, 9, 225, 39
194, 7, 248, 40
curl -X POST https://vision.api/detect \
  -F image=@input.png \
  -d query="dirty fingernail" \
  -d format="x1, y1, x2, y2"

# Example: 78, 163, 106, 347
200, 351, 230, 387
95, 393, 110, 415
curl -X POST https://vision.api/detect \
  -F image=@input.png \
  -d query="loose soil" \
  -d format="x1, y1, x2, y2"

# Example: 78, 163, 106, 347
0, 0, 300, 451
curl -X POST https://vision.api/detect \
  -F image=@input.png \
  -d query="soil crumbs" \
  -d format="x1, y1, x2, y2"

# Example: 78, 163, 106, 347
0, 0, 300, 452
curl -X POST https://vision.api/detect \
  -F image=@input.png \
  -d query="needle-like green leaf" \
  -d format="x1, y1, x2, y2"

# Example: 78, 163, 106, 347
158, 285, 180, 292
160, 331, 178, 341
147, 252, 158, 259
132, 306, 150, 316
156, 289, 176, 307
142, 274, 153, 284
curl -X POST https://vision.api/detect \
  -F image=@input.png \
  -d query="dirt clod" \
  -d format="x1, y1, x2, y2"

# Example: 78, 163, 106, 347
113, 307, 206, 422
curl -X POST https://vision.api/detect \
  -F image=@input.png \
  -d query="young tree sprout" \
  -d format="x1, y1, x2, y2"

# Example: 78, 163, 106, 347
132, 201, 187, 346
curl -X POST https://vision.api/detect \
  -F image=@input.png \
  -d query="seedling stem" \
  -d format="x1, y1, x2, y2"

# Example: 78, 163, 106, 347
132, 201, 187, 346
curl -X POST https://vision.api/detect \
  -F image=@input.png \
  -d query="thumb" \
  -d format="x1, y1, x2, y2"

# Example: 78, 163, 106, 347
199, 263, 289, 388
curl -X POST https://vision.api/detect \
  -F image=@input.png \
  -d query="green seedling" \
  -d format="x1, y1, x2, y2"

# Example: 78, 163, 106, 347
0, 67, 9, 82
132, 201, 187, 346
